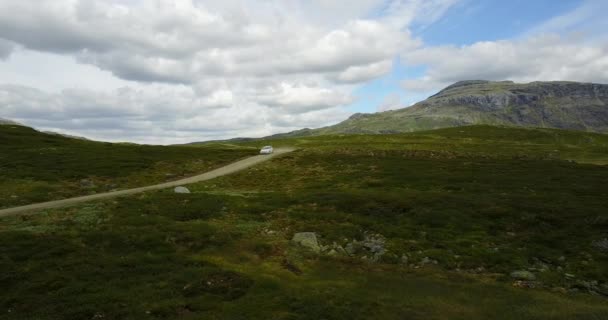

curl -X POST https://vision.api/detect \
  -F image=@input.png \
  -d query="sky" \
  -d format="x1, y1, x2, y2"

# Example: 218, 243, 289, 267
0, 0, 607, 144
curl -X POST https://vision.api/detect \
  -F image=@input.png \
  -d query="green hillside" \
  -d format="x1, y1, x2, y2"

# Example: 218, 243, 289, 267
0, 124, 256, 208
1, 125, 607, 319
281, 80, 608, 137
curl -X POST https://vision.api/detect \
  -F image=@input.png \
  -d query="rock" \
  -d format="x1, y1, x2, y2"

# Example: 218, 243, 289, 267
174, 186, 191, 194
558, 256, 566, 262
573, 280, 601, 293
510, 270, 536, 281
400, 255, 409, 265
420, 257, 432, 265
333, 245, 348, 256
345, 242, 357, 255
361, 233, 386, 257
291, 232, 321, 253
564, 273, 576, 279
592, 238, 608, 252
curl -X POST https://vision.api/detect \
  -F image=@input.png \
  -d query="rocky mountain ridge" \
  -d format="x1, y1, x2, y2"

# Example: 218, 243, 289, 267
309, 80, 608, 135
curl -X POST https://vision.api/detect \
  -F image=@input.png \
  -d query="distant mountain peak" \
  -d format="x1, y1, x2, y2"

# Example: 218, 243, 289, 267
282, 80, 608, 137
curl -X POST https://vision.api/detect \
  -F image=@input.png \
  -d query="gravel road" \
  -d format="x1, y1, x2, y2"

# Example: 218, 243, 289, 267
0, 147, 295, 218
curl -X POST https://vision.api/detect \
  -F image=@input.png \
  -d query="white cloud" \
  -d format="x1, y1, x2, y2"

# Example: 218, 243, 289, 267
0, 39, 15, 59
0, 0, 464, 143
0, 1, 416, 85
256, 83, 354, 114
0, 83, 351, 144
379, 0, 460, 30
402, 34, 608, 93
331, 60, 394, 84
525, 0, 608, 39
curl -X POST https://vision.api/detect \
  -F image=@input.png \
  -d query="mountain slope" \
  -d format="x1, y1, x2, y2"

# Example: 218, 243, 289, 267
315, 80, 608, 135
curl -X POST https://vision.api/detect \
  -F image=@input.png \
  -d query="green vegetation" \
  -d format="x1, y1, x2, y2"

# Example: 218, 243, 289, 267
0, 125, 256, 208
1, 125, 607, 319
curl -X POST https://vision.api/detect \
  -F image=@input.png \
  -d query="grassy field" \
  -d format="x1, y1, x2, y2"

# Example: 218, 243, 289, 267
1, 125, 607, 319
0, 125, 256, 208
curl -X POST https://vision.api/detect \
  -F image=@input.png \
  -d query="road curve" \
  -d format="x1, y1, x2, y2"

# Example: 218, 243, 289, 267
0, 147, 295, 218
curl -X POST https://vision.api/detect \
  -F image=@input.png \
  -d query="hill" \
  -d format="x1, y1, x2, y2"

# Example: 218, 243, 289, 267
0, 117, 23, 126
1, 125, 608, 319
300, 80, 608, 136
0, 124, 255, 209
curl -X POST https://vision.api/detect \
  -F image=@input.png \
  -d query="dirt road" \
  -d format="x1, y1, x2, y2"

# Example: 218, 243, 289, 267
0, 147, 295, 218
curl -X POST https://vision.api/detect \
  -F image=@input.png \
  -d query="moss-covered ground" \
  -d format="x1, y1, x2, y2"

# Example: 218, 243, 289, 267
1, 125, 607, 319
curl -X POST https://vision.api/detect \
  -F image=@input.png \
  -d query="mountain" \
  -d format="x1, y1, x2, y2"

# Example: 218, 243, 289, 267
312, 80, 608, 135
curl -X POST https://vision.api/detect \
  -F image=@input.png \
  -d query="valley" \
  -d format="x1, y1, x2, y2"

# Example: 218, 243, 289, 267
1, 124, 607, 319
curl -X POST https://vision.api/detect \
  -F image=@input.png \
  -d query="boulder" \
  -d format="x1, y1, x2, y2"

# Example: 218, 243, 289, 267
174, 186, 191, 194
510, 270, 536, 281
292, 232, 321, 253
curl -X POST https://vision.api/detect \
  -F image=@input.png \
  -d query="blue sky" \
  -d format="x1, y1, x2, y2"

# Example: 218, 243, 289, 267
350, 0, 591, 113
417, 0, 582, 45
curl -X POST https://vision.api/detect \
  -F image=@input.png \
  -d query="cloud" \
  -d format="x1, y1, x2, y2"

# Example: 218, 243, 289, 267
0, 0, 464, 143
402, 34, 608, 93
525, 0, 608, 39
379, 0, 460, 30
0, 1, 416, 85
330, 60, 394, 84
0, 38, 15, 59
256, 83, 354, 114
0, 83, 350, 144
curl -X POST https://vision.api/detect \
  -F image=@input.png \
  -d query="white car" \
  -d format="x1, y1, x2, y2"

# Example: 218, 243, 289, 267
260, 145, 274, 154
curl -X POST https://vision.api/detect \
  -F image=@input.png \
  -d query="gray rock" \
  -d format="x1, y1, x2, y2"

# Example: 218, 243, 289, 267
510, 270, 536, 281
345, 242, 357, 255
292, 232, 321, 253
174, 186, 191, 194
400, 255, 409, 265
333, 245, 348, 256
592, 238, 608, 252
